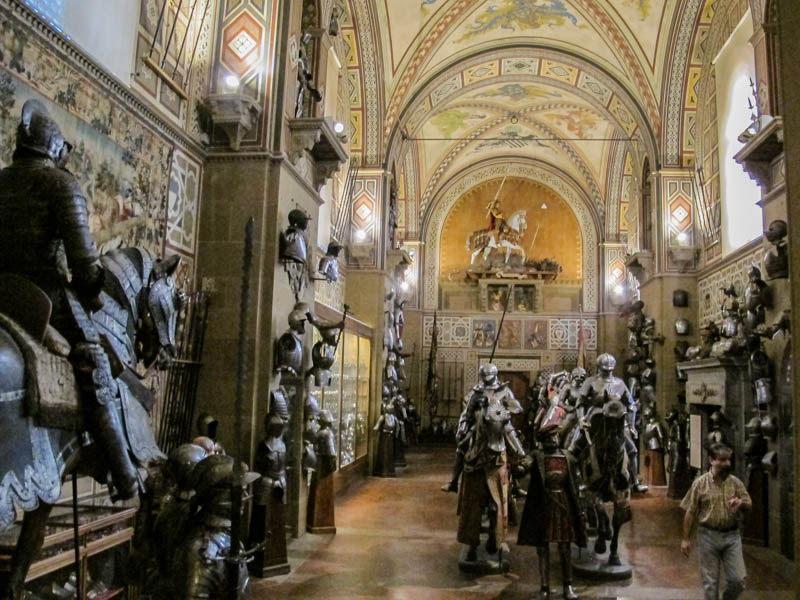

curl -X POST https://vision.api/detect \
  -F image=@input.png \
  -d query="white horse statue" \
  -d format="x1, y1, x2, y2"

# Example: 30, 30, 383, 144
466, 209, 528, 265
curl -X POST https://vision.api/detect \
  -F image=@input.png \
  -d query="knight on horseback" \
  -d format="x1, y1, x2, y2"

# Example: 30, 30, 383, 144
0, 100, 139, 500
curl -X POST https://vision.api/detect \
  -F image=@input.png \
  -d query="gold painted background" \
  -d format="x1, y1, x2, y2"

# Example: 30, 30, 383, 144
439, 177, 583, 281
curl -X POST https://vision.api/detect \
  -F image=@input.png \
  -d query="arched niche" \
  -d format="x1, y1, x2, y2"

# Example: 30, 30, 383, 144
423, 160, 600, 312
439, 177, 583, 281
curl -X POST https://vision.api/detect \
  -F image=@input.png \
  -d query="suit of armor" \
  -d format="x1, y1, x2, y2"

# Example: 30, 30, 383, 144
579, 353, 646, 492
0, 100, 138, 499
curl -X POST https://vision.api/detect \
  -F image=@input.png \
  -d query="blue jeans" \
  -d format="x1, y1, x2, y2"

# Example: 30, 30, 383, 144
698, 526, 746, 600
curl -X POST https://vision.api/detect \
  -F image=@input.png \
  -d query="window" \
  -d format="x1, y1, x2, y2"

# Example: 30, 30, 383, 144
24, 0, 139, 85
714, 11, 762, 254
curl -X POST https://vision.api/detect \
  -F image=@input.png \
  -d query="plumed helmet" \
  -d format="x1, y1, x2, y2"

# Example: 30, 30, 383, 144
167, 443, 208, 490
16, 99, 68, 161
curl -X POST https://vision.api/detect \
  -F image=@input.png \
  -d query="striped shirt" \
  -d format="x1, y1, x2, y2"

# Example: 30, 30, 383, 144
680, 471, 752, 530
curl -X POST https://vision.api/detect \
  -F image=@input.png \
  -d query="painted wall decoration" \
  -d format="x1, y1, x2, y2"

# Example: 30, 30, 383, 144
524, 319, 548, 350
0, 15, 174, 258
472, 319, 497, 349
423, 161, 601, 312
426, 314, 596, 353
438, 176, 582, 281
457, 0, 582, 42
166, 147, 202, 256
497, 319, 522, 350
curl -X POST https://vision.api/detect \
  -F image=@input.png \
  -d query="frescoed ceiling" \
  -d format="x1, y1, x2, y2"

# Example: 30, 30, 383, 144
340, 0, 712, 243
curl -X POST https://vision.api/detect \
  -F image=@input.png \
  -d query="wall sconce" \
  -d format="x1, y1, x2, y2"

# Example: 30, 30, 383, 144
203, 73, 262, 151
354, 228, 366, 242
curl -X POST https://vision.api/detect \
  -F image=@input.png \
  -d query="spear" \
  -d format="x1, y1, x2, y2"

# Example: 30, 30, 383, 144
228, 217, 255, 600
489, 289, 511, 362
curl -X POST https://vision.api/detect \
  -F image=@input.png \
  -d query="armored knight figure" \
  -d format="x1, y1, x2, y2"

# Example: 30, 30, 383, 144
518, 411, 585, 600
666, 406, 691, 499
764, 219, 788, 279
306, 307, 345, 386
747, 334, 773, 411
556, 367, 586, 448
373, 401, 398, 477
642, 407, 666, 486
315, 241, 342, 283
275, 302, 308, 376
249, 413, 289, 577
0, 100, 139, 499
743, 416, 767, 482
744, 265, 771, 330
151, 443, 208, 580
303, 392, 321, 475
308, 410, 337, 531
441, 363, 522, 492
580, 353, 647, 493
279, 209, 311, 265
169, 454, 258, 600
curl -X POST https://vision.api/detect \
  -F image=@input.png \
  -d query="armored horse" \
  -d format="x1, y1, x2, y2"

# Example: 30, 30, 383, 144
466, 209, 528, 265
568, 390, 632, 567
0, 247, 182, 599
457, 389, 526, 568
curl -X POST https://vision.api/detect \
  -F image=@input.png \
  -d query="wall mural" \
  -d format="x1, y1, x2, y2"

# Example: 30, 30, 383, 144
0, 5, 201, 275
457, 0, 583, 42
438, 176, 582, 281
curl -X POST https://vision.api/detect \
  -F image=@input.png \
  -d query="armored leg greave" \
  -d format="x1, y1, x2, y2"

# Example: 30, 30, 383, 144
442, 451, 464, 492
559, 542, 578, 600
537, 546, 550, 597
72, 343, 138, 500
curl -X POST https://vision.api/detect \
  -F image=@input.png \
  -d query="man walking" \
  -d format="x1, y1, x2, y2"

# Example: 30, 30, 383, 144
680, 443, 751, 600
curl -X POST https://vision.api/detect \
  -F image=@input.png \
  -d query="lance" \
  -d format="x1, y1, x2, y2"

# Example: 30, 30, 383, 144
528, 223, 541, 252
227, 217, 255, 600
489, 289, 511, 362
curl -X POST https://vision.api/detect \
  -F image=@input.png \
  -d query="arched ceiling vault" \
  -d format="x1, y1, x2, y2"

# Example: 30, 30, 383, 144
385, 45, 658, 239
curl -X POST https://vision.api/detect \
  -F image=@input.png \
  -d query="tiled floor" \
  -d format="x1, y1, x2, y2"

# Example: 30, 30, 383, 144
251, 446, 795, 599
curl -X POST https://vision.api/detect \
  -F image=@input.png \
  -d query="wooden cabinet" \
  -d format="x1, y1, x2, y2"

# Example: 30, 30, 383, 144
0, 501, 137, 599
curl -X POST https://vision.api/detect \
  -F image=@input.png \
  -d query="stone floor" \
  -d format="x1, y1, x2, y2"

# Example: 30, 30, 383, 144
251, 446, 795, 599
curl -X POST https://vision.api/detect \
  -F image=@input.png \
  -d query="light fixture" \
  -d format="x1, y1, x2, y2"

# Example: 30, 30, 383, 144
408, 249, 415, 257
540, 202, 548, 209
614, 284, 625, 296
222, 74, 240, 93
676, 231, 688, 243
333, 120, 346, 134
400, 281, 410, 291
354, 229, 366, 241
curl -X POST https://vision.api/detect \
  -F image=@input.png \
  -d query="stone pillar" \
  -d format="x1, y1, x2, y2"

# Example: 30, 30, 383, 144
777, 0, 800, 579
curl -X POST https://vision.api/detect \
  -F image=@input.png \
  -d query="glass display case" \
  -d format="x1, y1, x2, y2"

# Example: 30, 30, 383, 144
356, 336, 371, 459
310, 328, 372, 471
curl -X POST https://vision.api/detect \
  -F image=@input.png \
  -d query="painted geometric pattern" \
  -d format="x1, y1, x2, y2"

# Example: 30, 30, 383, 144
424, 315, 597, 351
404, 53, 640, 143
423, 161, 600, 312
166, 148, 202, 255
664, 177, 695, 248
697, 247, 764, 326
210, 0, 271, 147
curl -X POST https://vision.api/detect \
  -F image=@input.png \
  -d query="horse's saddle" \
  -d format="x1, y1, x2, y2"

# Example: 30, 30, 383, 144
0, 311, 81, 430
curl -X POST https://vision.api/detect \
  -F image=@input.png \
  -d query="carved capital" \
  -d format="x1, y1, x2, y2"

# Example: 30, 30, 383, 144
313, 159, 344, 191
204, 93, 262, 151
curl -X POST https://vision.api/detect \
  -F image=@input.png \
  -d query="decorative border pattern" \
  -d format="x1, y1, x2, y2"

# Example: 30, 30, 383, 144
424, 315, 597, 351
421, 160, 600, 312
697, 246, 763, 325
